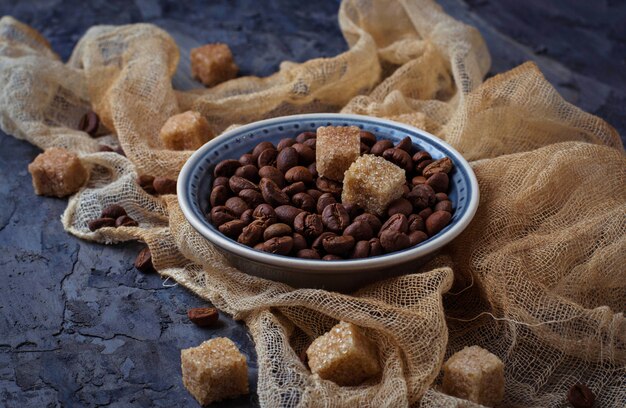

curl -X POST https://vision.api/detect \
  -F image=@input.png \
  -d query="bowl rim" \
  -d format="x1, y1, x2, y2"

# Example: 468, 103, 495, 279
177, 113, 479, 272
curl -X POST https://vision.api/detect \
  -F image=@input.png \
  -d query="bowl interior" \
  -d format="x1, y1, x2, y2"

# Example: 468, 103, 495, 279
181, 114, 475, 266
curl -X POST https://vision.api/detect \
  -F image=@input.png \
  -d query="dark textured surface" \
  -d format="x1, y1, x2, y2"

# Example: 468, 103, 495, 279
0, 1, 624, 407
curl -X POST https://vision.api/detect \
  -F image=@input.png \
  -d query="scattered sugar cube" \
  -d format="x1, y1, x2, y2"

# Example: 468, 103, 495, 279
191, 43, 239, 87
342, 155, 405, 216
159, 110, 213, 151
28, 147, 88, 198
316, 126, 360, 181
442, 346, 505, 407
181, 337, 249, 406
306, 321, 381, 386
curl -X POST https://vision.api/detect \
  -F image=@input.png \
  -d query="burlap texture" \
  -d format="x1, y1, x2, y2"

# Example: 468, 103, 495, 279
0, 0, 624, 406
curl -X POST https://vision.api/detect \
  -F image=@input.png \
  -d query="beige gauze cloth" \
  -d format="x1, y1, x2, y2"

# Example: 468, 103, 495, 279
0, 0, 624, 406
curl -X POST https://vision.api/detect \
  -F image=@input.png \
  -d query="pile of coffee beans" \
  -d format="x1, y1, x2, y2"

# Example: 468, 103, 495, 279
206, 130, 454, 260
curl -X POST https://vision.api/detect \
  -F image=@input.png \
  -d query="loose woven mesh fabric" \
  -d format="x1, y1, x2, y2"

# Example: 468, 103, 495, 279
0, 0, 624, 405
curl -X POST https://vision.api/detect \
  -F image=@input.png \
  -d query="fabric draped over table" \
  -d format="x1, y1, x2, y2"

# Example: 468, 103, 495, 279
0, 0, 623, 406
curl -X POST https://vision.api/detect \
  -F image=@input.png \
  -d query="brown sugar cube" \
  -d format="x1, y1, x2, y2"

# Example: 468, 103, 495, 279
28, 147, 88, 198
342, 155, 405, 216
181, 337, 249, 406
160, 110, 213, 151
191, 43, 239, 87
442, 345, 505, 407
316, 126, 360, 181
306, 321, 381, 386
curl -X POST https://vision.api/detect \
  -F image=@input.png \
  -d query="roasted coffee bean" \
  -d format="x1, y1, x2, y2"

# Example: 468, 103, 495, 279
396, 136, 412, 153
435, 200, 453, 213
257, 148, 278, 167
379, 213, 409, 235
134, 247, 156, 273
415, 159, 433, 175
210, 206, 236, 227
282, 182, 306, 196
297, 248, 321, 259
387, 198, 413, 217
316, 177, 342, 196
239, 189, 264, 208
251, 141, 275, 158
567, 384, 595, 408
285, 166, 313, 184
402, 184, 411, 196
322, 203, 351, 233
408, 230, 428, 246
360, 130, 377, 146
292, 143, 315, 164
380, 230, 411, 252
187, 307, 219, 327
426, 172, 449, 193
153, 176, 177, 195
137, 175, 156, 194
229, 176, 258, 194
253, 242, 266, 251
412, 150, 432, 164
316, 193, 337, 214
214, 159, 241, 177
263, 223, 292, 241
213, 176, 230, 189
426, 210, 452, 236
322, 254, 343, 261
239, 153, 256, 166
292, 192, 316, 212
307, 188, 322, 202
210, 185, 230, 207
116, 215, 138, 227
343, 221, 374, 241
370, 139, 393, 156
368, 238, 384, 256
219, 219, 247, 238
411, 175, 427, 186
418, 207, 433, 221
322, 234, 355, 255
308, 162, 318, 178
224, 197, 248, 216
293, 212, 324, 239
277, 138, 296, 150
275, 205, 302, 226
408, 214, 425, 232
260, 178, 290, 206
303, 138, 316, 149
350, 240, 370, 258
435, 192, 448, 202
423, 157, 453, 178
88, 217, 116, 231
240, 209, 254, 224
353, 213, 382, 235
263, 236, 294, 255
238, 220, 266, 246
292, 233, 308, 252
78, 111, 100, 136
234, 164, 259, 182
253, 204, 277, 226
277, 147, 299, 173
101, 204, 127, 219
312, 232, 336, 252
258, 166, 285, 187
406, 184, 436, 209
295, 131, 316, 143
382, 148, 412, 171
360, 142, 370, 155
342, 202, 362, 219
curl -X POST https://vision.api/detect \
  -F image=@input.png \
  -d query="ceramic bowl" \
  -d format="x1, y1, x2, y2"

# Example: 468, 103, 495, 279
178, 113, 478, 292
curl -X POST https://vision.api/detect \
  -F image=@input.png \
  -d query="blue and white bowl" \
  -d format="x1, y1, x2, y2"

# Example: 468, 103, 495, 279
178, 114, 478, 292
